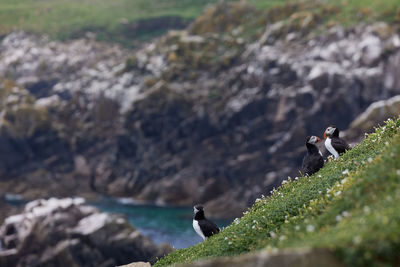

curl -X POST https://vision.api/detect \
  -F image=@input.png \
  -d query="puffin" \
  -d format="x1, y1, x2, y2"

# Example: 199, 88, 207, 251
302, 135, 324, 176
324, 126, 351, 159
193, 205, 220, 240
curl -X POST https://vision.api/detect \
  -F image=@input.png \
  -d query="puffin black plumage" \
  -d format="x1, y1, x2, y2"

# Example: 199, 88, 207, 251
324, 126, 351, 159
193, 205, 219, 240
302, 135, 324, 176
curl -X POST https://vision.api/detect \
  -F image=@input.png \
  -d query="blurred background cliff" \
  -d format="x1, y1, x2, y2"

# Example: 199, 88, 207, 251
0, 0, 399, 266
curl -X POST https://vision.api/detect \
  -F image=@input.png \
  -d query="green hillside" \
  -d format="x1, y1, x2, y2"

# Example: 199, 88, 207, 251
0, 0, 398, 47
155, 116, 400, 266
0, 0, 230, 45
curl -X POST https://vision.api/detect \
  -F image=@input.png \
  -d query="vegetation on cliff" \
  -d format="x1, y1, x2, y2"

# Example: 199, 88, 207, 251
0, 0, 398, 47
155, 116, 400, 266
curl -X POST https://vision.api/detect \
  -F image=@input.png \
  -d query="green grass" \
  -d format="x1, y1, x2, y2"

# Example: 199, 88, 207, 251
249, 0, 399, 25
0, 0, 398, 47
155, 116, 400, 266
0, 0, 234, 45
327, 0, 400, 24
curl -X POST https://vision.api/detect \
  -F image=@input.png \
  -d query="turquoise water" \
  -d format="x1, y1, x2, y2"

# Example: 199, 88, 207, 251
94, 199, 231, 249
4, 196, 231, 249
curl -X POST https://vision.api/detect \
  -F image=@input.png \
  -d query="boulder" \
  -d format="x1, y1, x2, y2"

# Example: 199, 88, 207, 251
0, 198, 173, 267
345, 95, 400, 141
118, 262, 151, 267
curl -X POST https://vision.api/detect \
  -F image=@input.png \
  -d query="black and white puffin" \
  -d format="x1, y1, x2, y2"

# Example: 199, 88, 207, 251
193, 205, 219, 240
324, 126, 351, 160
302, 135, 324, 176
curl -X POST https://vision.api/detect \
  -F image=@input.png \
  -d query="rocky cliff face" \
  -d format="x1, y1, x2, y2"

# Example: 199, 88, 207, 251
0, 198, 172, 267
0, 2, 399, 218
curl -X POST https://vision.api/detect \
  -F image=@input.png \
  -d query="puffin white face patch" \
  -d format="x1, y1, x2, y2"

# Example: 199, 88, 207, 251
325, 127, 336, 137
194, 206, 199, 213
310, 136, 317, 144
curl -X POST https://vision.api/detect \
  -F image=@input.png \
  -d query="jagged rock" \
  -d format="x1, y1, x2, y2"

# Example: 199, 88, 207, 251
0, 198, 173, 267
174, 248, 343, 267
0, 32, 139, 112
345, 95, 400, 141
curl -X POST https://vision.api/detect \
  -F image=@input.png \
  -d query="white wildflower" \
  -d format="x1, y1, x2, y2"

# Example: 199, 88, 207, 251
279, 235, 286, 241
295, 225, 300, 231
367, 157, 373, 163
353, 235, 362, 245
270, 231, 277, 238
342, 169, 349, 175
336, 215, 342, 222
342, 211, 350, 217
334, 191, 342, 197
363, 206, 371, 214
396, 170, 400, 176
306, 225, 315, 232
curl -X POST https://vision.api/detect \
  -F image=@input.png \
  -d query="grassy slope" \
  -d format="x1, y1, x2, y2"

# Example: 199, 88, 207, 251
0, 0, 398, 46
250, 0, 399, 23
0, 0, 230, 45
155, 116, 400, 266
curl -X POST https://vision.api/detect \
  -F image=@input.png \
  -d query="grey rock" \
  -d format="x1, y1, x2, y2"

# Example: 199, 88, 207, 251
345, 95, 400, 141
0, 198, 173, 267
118, 262, 151, 267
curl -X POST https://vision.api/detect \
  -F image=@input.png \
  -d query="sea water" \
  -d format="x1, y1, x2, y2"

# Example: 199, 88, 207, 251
4, 196, 231, 249
94, 198, 231, 249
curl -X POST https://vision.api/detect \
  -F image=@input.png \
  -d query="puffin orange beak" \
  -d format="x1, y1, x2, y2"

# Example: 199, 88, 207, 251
323, 133, 327, 139
317, 137, 321, 142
